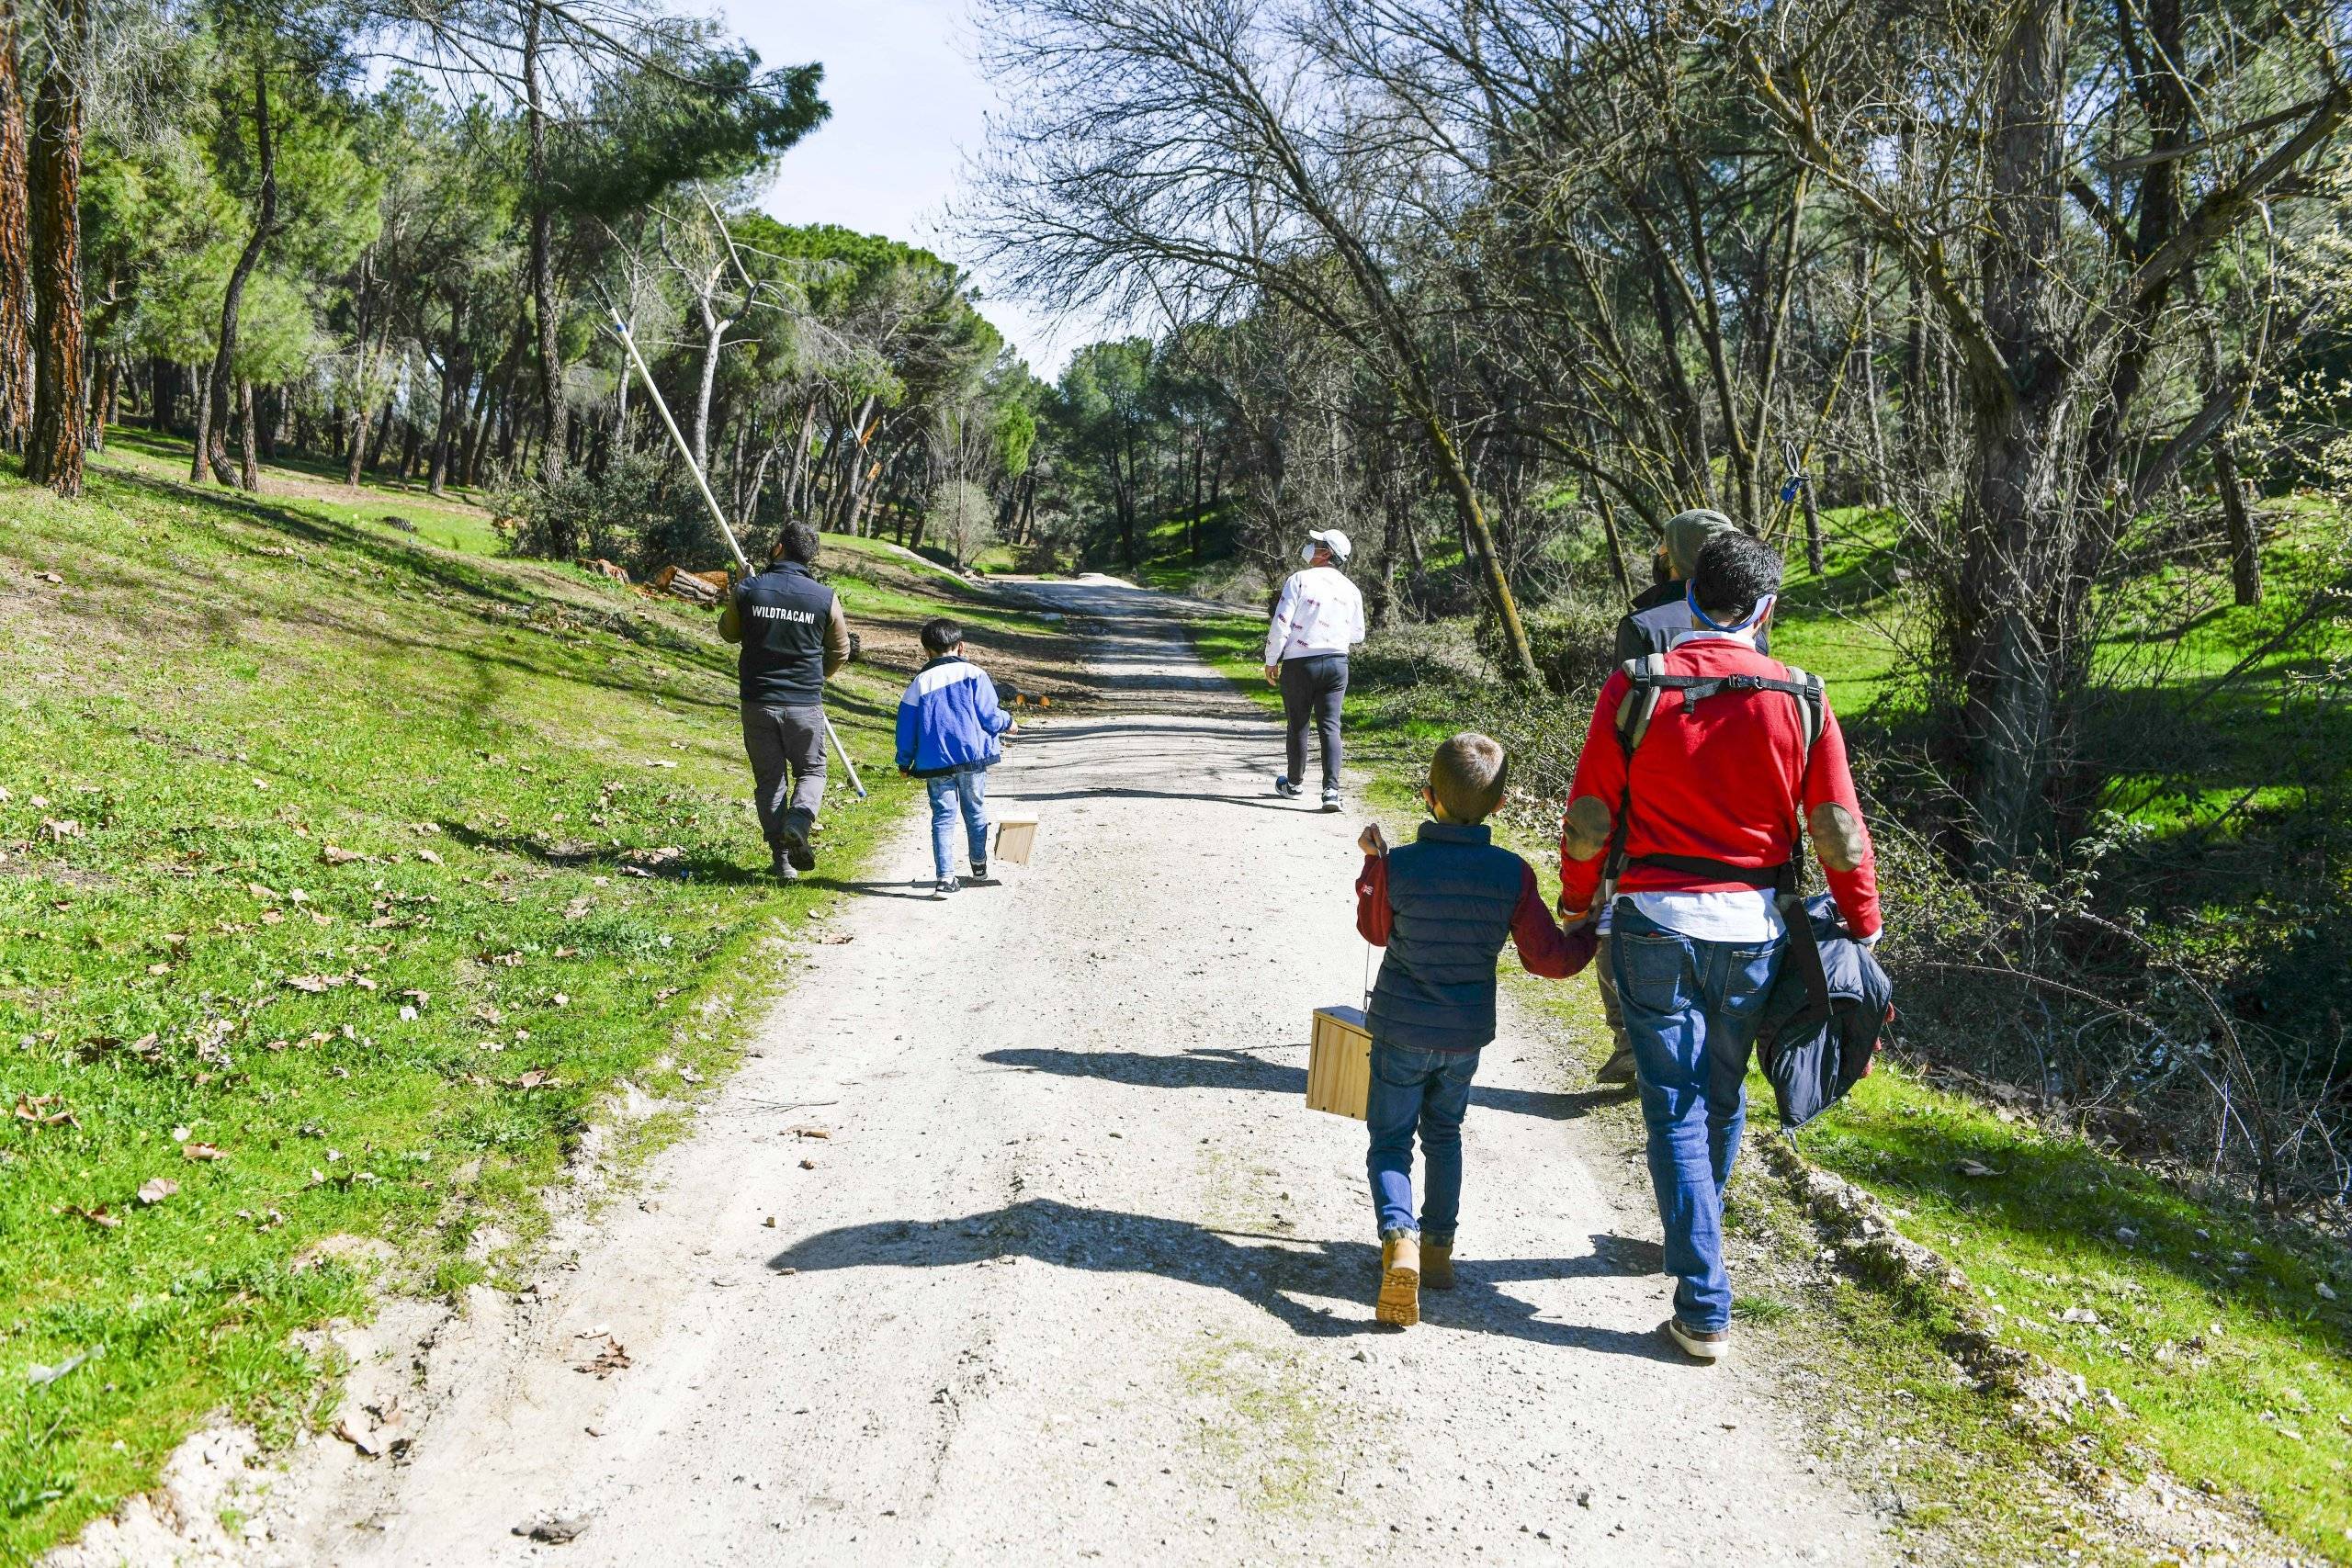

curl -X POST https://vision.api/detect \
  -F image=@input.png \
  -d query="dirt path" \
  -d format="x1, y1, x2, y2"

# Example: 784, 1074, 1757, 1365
263, 580, 1893, 1565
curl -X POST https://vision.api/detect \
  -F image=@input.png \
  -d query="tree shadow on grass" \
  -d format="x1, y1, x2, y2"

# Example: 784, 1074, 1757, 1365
768, 1198, 1675, 1358
980, 1045, 1623, 1123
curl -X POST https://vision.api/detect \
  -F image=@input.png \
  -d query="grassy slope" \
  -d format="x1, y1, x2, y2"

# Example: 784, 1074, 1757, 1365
0, 446, 1071, 1559
1180, 559, 2352, 1560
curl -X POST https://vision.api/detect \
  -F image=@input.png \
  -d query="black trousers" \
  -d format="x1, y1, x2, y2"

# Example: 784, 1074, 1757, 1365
1279, 654, 1348, 793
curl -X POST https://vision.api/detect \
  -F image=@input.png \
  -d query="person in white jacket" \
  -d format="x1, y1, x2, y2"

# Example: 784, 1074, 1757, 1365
1262, 528, 1367, 810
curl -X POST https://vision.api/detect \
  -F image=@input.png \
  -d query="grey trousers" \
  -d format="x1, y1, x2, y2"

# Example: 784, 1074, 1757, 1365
741, 702, 828, 849
1279, 653, 1348, 792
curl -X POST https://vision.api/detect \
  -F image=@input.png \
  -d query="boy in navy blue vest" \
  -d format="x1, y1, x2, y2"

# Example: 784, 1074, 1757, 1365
1354, 732, 1595, 1325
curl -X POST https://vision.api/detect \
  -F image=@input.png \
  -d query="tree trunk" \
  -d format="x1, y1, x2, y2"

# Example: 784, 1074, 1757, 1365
204, 55, 277, 489
22, 0, 85, 496
1417, 406, 1538, 683
1593, 489, 1632, 601
188, 367, 210, 481
1800, 479, 1825, 576
365, 393, 394, 471
522, 0, 567, 502
1951, 0, 2071, 862
90, 351, 115, 450
784, 397, 816, 519
428, 299, 464, 496
237, 378, 258, 490
2214, 437, 2261, 606
0, 4, 31, 457
1188, 436, 1204, 563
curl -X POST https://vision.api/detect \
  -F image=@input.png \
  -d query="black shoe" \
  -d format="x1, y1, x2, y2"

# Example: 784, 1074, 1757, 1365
778, 822, 817, 872
931, 876, 958, 900
770, 849, 798, 883
1597, 1044, 1637, 1086
1320, 788, 1341, 813
967, 862, 992, 886
1273, 776, 1303, 799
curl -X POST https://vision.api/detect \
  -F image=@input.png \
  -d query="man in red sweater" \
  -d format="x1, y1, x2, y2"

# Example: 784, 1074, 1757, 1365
1558, 532, 1881, 1363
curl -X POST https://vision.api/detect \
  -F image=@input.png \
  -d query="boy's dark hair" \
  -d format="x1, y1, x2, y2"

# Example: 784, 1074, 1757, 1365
1690, 531, 1782, 624
772, 521, 820, 565
1430, 731, 1510, 823
921, 617, 964, 656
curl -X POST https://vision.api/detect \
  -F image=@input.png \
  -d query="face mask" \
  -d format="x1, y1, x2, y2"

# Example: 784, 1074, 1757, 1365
1300, 542, 1320, 564
1686, 584, 1773, 638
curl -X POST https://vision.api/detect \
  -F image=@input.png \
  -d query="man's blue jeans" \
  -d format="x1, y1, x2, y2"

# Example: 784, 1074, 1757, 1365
1611, 902, 1783, 1333
924, 766, 990, 879
1364, 1042, 1481, 1240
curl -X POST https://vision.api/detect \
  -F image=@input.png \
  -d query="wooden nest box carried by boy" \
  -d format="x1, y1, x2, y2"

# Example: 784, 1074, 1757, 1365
992, 812, 1040, 865
1306, 1005, 1372, 1120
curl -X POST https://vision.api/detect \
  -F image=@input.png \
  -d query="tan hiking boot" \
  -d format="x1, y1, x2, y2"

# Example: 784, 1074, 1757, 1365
1422, 1235, 1455, 1291
1375, 1231, 1420, 1326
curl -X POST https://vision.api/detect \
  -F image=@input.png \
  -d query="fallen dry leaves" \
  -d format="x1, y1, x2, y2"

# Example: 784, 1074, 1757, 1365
13, 1094, 78, 1130
136, 1178, 179, 1205
574, 1335, 630, 1378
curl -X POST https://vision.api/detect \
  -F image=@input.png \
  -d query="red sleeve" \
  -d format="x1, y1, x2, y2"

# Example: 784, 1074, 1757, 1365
1557, 671, 1631, 919
1800, 700, 1883, 940
1511, 863, 1597, 979
1354, 853, 1392, 946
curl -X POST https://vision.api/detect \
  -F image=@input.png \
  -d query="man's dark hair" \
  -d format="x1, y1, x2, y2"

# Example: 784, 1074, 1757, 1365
921, 617, 964, 656
772, 521, 820, 565
1429, 731, 1510, 823
1690, 532, 1783, 624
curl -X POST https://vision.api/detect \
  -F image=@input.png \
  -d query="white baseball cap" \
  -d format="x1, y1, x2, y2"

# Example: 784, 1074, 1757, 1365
1306, 528, 1352, 562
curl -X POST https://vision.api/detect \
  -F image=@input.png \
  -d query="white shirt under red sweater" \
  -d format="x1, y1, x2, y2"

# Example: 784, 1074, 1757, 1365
1558, 630, 1882, 943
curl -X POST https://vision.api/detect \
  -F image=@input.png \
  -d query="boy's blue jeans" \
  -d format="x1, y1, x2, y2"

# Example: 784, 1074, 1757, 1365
924, 766, 990, 879
1611, 901, 1784, 1334
1364, 1042, 1481, 1240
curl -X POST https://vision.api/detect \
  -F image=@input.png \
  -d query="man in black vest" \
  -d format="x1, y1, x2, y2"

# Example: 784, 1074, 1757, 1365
720, 522, 853, 881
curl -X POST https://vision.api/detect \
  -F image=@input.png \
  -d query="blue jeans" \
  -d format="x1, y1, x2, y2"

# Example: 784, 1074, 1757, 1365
924, 766, 990, 879
1611, 902, 1783, 1333
1364, 1042, 1481, 1240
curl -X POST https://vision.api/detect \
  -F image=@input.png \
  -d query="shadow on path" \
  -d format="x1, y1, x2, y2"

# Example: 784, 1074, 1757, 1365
768, 1198, 1673, 1358
981, 1046, 1627, 1123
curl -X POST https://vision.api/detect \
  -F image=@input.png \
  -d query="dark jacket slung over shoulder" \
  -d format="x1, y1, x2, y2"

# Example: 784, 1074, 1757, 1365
721, 559, 853, 706
1355, 822, 1591, 1054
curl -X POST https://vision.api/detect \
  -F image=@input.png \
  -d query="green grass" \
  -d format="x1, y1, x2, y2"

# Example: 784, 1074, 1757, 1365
1800, 1066, 2352, 1558
0, 446, 1071, 1559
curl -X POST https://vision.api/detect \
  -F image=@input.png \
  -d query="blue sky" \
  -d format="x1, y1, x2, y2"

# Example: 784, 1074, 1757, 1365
721, 0, 1082, 377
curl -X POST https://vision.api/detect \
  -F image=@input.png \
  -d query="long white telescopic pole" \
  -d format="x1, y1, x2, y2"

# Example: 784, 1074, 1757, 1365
608, 310, 868, 799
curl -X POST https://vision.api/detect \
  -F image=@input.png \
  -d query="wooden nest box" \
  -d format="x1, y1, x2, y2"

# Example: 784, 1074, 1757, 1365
1306, 1006, 1372, 1120
992, 813, 1039, 866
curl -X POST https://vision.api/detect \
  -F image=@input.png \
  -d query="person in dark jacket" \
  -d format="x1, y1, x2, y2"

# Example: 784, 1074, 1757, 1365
1352, 732, 1596, 1327
719, 522, 853, 883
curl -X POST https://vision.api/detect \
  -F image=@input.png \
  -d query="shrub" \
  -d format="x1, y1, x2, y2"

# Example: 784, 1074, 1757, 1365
492, 453, 723, 575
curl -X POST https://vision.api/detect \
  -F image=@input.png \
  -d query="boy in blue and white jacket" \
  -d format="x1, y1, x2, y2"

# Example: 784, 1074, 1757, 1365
896, 617, 1017, 899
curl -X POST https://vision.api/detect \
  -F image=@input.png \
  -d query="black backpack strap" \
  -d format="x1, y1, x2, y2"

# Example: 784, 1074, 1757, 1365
1600, 655, 1671, 895
1630, 852, 1785, 888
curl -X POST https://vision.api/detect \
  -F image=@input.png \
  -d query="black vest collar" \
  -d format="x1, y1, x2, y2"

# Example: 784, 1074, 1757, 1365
1417, 821, 1492, 847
